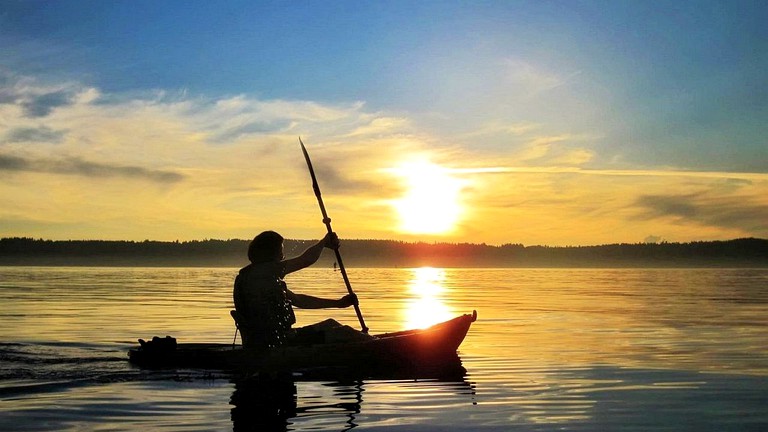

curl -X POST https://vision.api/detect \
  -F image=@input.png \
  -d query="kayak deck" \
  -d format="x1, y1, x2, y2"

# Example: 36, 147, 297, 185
129, 311, 476, 373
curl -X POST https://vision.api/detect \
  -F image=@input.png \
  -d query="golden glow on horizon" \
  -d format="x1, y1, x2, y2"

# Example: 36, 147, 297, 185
1, 72, 766, 245
389, 160, 465, 235
404, 267, 454, 329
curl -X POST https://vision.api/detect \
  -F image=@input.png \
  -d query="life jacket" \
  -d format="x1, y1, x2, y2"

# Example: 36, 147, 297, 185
233, 263, 296, 349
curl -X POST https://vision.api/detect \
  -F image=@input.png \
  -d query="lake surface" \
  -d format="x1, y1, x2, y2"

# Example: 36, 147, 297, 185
1, 266, 766, 431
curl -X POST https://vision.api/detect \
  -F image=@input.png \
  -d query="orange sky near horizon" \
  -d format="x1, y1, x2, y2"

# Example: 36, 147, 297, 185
2, 111, 765, 247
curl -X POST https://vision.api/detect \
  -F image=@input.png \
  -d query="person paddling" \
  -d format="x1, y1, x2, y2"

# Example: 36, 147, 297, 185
232, 230, 367, 350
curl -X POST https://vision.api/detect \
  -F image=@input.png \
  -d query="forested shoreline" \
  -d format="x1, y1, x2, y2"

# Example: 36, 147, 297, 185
1, 237, 766, 268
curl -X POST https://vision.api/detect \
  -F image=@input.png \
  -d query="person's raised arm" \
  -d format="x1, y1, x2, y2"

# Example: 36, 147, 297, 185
283, 232, 339, 275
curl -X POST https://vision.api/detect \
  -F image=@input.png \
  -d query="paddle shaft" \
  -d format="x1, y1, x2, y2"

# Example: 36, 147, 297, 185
300, 138, 369, 333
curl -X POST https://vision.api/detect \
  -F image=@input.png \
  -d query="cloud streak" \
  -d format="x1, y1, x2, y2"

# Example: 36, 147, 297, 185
20, 90, 75, 117
2, 126, 66, 144
0, 154, 185, 183
634, 193, 768, 236
446, 166, 768, 181
0, 72, 79, 117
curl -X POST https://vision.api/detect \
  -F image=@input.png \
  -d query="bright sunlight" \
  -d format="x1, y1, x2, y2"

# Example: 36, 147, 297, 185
388, 160, 465, 235
404, 267, 454, 329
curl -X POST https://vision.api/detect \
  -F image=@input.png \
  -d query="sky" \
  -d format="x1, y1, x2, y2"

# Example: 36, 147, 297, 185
1, 0, 767, 246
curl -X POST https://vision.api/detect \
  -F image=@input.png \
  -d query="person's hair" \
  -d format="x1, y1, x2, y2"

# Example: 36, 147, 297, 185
248, 231, 284, 263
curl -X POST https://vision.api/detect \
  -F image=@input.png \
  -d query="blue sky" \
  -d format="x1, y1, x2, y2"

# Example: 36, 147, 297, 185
1, 0, 766, 244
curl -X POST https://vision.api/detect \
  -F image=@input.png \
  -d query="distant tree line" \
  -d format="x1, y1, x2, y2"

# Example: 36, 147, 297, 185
0, 237, 766, 268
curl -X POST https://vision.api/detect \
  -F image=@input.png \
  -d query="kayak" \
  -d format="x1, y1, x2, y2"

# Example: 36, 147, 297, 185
128, 311, 476, 374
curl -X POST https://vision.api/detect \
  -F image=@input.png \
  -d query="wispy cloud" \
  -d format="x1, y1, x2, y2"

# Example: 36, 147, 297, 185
445, 166, 768, 181
503, 58, 573, 96
2, 126, 66, 144
20, 90, 75, 117
0, 154, 185, 183
0, 72, 80, 118
634, 193, 768, 235
208, 119, 293, 143
345, 117, 411, 137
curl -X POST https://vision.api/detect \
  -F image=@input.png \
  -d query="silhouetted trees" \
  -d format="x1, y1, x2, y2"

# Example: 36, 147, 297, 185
0, 237, 766, 268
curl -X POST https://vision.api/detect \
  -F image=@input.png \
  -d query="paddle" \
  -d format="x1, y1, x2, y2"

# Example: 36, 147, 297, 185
299, 137, 369, 333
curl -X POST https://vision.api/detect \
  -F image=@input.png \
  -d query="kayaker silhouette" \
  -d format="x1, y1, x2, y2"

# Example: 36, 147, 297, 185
232, 230, 370, 350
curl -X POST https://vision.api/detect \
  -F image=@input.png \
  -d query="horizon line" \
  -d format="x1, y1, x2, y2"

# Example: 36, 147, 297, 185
2, 236, 765, 249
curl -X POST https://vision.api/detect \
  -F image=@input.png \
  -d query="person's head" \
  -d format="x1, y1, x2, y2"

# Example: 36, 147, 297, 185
248, 231, 284, 263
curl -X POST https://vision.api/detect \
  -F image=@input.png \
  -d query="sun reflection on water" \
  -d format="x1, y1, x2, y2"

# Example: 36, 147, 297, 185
403, 267, 454, 329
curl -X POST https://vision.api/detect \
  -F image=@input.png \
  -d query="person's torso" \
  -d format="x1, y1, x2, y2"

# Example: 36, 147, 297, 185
233, 262, 296, 348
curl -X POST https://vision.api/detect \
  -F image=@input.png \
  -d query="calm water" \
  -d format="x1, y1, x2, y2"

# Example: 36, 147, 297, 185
1, 266, 766, 431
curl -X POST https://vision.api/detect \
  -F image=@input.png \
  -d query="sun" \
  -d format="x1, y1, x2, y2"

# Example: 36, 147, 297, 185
388, 159, 465, 235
